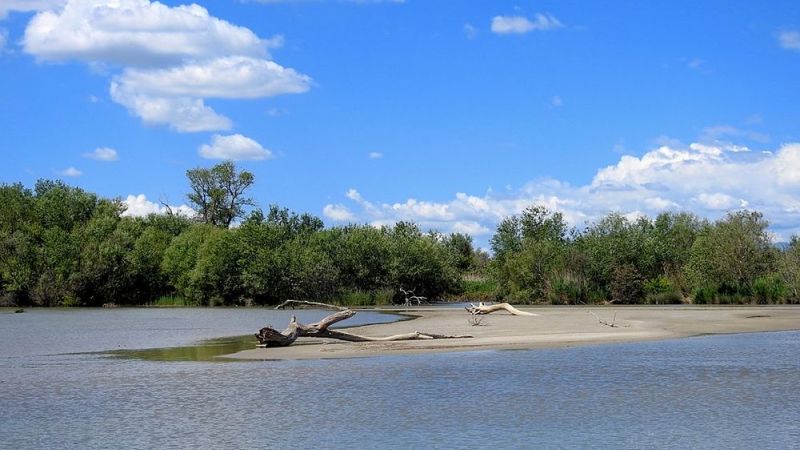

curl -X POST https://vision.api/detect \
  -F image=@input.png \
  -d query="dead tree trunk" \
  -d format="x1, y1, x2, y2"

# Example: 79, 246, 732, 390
256, 308, 472, 348
465, 302, 539, 316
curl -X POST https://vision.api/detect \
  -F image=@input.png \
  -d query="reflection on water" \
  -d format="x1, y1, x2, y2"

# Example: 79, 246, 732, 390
1, 309, 799, 449
109, 335, 257, 362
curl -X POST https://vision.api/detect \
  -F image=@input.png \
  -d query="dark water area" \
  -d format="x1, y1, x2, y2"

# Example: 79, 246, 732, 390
1, 309, 798, 449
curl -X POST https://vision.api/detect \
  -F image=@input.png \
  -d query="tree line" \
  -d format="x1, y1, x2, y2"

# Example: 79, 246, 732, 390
0, 169, 471, 306
1, 163, 798, 306
491, 206, 800, 304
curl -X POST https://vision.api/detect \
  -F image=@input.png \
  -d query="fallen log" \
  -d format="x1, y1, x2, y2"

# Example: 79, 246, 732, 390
256, 308, 472, 347
465, 302, 539, 316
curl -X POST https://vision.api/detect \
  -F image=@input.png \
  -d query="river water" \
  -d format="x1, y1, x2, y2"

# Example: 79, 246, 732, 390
1, 308, 798, 449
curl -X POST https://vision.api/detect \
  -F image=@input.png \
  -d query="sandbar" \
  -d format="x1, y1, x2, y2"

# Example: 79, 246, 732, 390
226, 305, 800, 360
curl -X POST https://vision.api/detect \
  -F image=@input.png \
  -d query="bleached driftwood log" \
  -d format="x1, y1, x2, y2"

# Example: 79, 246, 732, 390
399, 288, 426, 307
465, 302, 539, 316
256, 308, 472, 348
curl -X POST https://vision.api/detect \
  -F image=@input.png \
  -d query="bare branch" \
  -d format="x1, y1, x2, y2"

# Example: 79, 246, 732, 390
465, 302, 539, 316
255, 308, 472, 347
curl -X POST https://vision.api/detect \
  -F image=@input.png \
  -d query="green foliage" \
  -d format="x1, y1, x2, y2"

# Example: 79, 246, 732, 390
686, 211, 774, 294
149, 296, 195, 307
457, 277, 498, 301
186, 161, 255, 227
643, 276, 684, 304
4, 174, 799, 307
752, 275, 788, 304
610, 264, 645, 304
492, 208, 793, 305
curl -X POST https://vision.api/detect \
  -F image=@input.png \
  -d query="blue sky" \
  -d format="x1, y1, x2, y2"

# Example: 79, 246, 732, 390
1, 0, 799, 245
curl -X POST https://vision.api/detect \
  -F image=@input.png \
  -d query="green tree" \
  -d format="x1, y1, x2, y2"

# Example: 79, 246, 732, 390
686, 210, 775, 297
186, 162, 255, 227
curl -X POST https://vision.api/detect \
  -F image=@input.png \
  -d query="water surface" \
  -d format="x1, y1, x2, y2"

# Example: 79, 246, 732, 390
1, 308, 798, 449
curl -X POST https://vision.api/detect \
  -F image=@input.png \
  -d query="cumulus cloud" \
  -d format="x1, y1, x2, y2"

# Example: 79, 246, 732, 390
121, 194, 194, 217
82, 146, 118, 161
491, 13, 563, 34
113, 56, 311, 99
778, 30, 800, 51
325, 142, 800, 241
22, 0, 312, 132
322, 204, 355, 222
23, 1, 265, 66
58, 166, 82, 177
199, 134, 273, 160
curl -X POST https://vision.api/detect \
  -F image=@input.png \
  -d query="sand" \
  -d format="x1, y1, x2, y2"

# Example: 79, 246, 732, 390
225, 305, 800, 360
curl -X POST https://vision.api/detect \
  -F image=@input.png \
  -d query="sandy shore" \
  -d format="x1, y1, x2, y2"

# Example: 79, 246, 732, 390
226, 305, 800, 360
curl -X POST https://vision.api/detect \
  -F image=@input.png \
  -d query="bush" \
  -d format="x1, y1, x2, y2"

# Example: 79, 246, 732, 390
458, 277, 498, 301
644, 276, 676, 295
692, 284, 717, 304
645, 291, 684, 304
548, 275, 586, 305
338, 289, 394, 306
752, 275, 788, 304
611, 264, 645, 304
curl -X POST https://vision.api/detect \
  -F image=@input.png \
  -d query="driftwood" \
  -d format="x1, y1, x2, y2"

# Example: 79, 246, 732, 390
399, 288, 426, 307
256, 308, 472, 347
465, 302, 539, 316
587, 310, 629, 328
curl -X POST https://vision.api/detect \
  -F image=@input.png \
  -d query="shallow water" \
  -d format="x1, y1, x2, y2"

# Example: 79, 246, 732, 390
1, 309, 798, 449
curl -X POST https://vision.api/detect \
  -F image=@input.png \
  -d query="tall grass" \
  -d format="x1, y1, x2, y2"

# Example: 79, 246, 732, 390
337, 289, 395, 307
148, 296, 197, 307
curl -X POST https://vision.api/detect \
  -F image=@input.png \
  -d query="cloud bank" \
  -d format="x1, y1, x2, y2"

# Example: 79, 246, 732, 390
122, 194, 194, 217
324, 142, 800, 241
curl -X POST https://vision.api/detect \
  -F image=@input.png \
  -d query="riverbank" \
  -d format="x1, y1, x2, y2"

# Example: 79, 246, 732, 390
227, 305, 800, 360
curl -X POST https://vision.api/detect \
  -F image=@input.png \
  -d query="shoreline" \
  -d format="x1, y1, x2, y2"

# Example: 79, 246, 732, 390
225, 305, 800, 360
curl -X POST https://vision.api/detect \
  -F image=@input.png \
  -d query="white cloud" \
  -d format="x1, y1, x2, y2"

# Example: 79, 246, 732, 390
551, 95, 563, 107
491, 13, 563, 35
59, 166, 82, 177
82, 146, 118, 161
23, 0, 265, 66
121, 194, 194, 217
199, 134, 273, 161
322, 204, 355, 222
694, 193, 740, 210
113, 56, 310, 99
22, 0, 312, 132
368, 152, 383, 159
110, 86, 232, 132
331, 142, 800, 241
0, 0, 65, 19
0, 28, 6, 50
778, 30, 800, 51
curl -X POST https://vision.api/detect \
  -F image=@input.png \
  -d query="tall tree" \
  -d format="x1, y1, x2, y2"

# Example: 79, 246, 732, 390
186, 162, 255, 227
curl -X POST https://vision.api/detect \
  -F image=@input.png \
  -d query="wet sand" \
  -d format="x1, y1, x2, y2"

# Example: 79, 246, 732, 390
226, 306, 800, 360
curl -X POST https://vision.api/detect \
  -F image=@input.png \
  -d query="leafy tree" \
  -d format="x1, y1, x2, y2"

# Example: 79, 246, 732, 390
778, 237, 800, 301
186, 162, 255, 227
444, 233, 475, 272
686, 210, 775, 296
